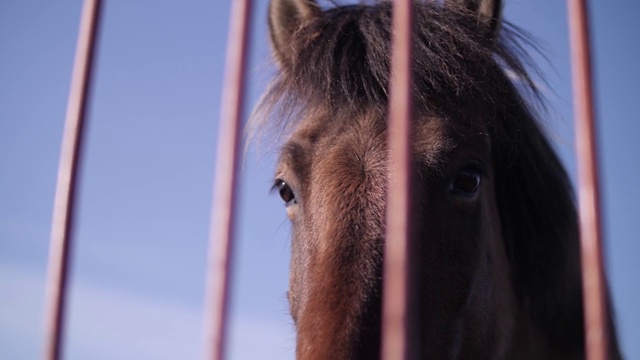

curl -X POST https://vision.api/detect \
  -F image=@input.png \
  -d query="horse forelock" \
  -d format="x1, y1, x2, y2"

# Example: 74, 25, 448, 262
250, 1, 543, 144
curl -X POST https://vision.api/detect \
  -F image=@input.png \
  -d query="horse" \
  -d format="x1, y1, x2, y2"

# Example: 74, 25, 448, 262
251, 0, 622, 358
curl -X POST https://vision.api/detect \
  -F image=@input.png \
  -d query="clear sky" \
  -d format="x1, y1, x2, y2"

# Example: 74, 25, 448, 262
0, 0, 638, 359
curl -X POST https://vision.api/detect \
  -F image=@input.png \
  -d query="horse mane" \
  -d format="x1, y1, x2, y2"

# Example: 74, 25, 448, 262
251, 0, 592, 355
251, 1, 545, 138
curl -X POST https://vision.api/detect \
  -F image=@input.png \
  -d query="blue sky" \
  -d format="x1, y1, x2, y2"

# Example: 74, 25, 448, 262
0, 0, 638, 359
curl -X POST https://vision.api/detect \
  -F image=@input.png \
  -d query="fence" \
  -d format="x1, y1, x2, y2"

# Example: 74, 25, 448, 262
42, 0, 609, 359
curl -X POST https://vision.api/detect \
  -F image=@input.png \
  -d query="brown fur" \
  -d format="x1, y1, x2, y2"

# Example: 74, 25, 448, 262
252, 0, 622, 358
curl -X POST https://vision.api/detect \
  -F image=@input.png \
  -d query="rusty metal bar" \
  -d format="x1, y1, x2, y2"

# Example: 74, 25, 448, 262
382, 0, 414, 359
567, 0, 608, 359
43, 0, 101, 359
203, 0, 252, 359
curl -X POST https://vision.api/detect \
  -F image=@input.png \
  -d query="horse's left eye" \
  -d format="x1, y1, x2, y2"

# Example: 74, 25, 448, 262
452, 169, 481, 196
273, 179, 296, 205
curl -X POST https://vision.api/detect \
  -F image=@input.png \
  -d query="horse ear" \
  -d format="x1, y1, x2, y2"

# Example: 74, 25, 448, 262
269, 0, 322, 67
449, 0, 502, 39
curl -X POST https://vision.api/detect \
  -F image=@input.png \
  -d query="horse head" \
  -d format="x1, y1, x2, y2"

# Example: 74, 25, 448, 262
254, 0, 621, 358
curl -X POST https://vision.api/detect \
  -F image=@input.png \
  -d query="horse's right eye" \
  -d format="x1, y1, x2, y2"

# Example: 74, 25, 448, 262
273, 179, 296, 206
451, 167, 481, 197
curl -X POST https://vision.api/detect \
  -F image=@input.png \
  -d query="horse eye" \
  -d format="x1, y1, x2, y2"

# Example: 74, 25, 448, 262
273, 179, 296, 205
451, 169, 481, 196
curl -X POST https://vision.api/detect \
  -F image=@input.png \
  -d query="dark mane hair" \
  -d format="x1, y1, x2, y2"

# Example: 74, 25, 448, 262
252, 0, 618, 356
253, 1, 543, 137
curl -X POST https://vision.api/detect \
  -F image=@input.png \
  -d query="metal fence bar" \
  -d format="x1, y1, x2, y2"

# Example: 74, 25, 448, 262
382, 0, 415, 359
567, 0, 608, 359
43, 0, 102, 359
203, 0, 252, 359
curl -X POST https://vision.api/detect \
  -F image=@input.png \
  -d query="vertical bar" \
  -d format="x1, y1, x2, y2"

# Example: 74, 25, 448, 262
382, 0, 414, 359
567, 0, 609, 359
203, 0, 252, 359
43, 1, 101, 359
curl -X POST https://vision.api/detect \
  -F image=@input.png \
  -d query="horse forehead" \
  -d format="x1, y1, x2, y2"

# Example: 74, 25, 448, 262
283, 112, 460, 171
